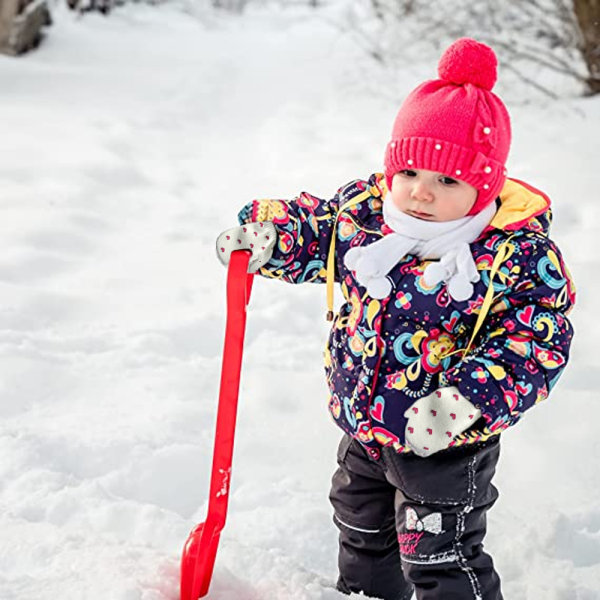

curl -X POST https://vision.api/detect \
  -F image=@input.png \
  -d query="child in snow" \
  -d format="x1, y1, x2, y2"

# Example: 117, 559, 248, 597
216, 38, 575, 600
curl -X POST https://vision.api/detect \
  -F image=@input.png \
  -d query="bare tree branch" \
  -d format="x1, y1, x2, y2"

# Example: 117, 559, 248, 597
502, 62, 560, 100
339, 0, 596, 97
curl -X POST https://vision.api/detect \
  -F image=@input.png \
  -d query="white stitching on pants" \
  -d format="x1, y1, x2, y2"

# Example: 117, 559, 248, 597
401, 549, 458, 565
334, 513, 381, 534
453, 455, 483, 599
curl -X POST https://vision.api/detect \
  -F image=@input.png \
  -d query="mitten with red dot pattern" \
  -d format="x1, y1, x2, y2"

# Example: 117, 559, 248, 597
216, 222, 277, 273
404, 386, 482, 458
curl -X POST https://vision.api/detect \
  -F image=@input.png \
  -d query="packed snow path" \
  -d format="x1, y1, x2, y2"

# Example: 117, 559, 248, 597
0, 3, 599, 599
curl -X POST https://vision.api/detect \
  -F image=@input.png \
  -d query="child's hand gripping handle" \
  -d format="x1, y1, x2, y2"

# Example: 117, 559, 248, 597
216, 222, 277, 273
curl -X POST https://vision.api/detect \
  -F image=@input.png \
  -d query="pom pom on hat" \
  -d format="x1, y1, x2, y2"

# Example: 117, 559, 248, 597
437, 37, 497, 91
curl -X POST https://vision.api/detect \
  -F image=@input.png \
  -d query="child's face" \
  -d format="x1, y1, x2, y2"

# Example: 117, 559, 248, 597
391, 169, 478, 221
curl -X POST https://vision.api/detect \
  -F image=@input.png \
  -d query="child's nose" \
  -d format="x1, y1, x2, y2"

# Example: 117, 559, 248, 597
411, 181, 434, 202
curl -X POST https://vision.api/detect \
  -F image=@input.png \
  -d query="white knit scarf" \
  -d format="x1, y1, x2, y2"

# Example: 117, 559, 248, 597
343, 201, 497, 301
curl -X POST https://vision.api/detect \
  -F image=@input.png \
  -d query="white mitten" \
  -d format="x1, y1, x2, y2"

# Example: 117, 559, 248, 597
404, 386, 482, 458
216, 222, 277, 273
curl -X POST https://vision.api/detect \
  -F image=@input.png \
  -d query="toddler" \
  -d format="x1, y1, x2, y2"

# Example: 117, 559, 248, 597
216, 38, 575, 600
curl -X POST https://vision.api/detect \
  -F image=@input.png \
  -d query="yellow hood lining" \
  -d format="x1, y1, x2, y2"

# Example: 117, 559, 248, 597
491, 178, 550, 231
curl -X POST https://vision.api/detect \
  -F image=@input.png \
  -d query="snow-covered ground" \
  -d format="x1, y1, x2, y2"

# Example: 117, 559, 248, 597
0, 2, 599, 599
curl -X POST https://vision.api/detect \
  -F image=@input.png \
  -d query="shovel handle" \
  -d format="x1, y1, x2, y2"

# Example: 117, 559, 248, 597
207, 250, 253, 527
227, 250, 254, 311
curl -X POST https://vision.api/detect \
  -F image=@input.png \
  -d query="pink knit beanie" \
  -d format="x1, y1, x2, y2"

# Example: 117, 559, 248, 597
384, 38, 511, 215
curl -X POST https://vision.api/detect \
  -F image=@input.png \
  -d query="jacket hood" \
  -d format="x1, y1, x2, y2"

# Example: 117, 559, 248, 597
490, 177, 552, 235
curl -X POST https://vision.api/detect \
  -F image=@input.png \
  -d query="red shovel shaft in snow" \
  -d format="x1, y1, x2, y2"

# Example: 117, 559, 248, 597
180, 250, 254, 600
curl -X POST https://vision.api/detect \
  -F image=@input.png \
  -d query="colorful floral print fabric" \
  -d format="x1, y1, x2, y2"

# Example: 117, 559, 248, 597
237, 173, 576, 457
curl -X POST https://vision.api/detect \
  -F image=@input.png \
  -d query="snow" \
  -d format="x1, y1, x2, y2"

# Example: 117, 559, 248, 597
0, 2, 599, 599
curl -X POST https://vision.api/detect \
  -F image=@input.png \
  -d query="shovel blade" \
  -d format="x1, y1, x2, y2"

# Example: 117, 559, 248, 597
180, 522, 220, 600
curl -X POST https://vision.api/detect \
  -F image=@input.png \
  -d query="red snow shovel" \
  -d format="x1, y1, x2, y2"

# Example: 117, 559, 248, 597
180, 250, 254, 600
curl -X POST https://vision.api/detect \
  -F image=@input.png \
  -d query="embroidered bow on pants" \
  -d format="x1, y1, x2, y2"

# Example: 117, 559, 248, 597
329, 435, 503, 600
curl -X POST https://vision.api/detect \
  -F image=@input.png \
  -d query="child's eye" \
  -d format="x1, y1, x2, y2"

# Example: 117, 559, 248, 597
440, 176, 458, 185
399, 169, 417, 177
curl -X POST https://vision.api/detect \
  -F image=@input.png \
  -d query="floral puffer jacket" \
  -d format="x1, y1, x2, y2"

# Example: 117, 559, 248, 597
237, 173, 576, 458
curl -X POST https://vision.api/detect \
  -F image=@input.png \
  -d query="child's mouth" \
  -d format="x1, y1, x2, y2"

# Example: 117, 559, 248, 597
408, 210, 434, 219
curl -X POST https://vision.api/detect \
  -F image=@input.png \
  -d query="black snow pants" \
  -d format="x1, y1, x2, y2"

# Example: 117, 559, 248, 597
329, 434, 502, 600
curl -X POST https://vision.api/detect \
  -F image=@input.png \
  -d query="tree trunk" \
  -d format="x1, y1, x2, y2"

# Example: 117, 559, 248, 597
0, 0, 49, 54
573, 0, 600, 94
0, 0, 20, 48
